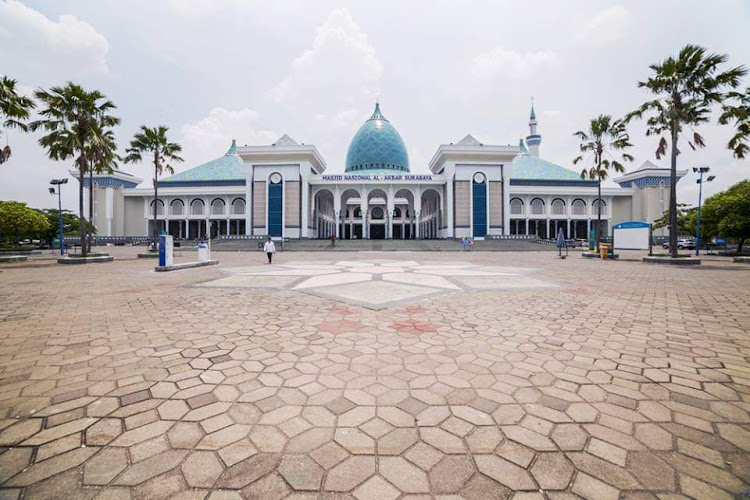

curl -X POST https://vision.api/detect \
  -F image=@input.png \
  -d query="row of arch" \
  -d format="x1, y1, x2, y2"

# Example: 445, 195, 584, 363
313, 187, 443, 240
510, 197, 607, 216
150, 198, 246, 216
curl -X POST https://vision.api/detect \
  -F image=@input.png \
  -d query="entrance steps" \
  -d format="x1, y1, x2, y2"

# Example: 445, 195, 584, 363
211, 239, 556, 252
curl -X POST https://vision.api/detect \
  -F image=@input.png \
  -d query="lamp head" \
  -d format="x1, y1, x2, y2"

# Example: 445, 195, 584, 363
48, 187, 55, 194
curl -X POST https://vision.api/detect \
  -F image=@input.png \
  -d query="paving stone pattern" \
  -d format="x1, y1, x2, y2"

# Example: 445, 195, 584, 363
1, 248, 750, 499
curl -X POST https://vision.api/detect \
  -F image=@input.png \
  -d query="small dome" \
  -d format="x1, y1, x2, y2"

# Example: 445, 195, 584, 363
345, 103, 409, 173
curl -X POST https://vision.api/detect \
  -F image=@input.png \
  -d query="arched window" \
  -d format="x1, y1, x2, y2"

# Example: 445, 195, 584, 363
551, 199, 566, 215
530, 198, 545, 215
572, 199, 586, 215
150, 199, 164, 215
170, 199, 184, 216
211, 198, 226, 215
592, 199, 607, 215
190, 199, 205, 215
231, 198, 245, 215
371, 207, 384, 220
510, 198, 524, 215
393, 207, 402, 218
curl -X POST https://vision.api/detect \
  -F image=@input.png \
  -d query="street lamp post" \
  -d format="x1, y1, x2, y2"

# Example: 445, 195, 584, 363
49, 178, 68, 255
693, 167, 715, 257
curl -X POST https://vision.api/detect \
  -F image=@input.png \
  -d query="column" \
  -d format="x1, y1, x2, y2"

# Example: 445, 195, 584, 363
360, 188, 368, 240
387, 185, 394, 240
502, 167, 511, 235
300, 176, 309, 238
567, 219, 571, 239
446, 179, 454, 238
333, 189, 341, 239
546, 219, 550, 239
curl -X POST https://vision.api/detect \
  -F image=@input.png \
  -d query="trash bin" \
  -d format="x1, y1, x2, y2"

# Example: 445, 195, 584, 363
600, 243, 611, 259
197, 242, 208, 262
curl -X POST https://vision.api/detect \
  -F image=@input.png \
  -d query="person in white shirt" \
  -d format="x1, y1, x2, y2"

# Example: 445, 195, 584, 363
263, 237, 276, 264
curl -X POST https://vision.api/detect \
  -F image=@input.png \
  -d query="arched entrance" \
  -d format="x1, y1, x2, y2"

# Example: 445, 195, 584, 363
367, 189, 387, 240
393, 188, 415, 240
340, 189, 362, 239
313, 189, 335, 239
420, 189, 441, 239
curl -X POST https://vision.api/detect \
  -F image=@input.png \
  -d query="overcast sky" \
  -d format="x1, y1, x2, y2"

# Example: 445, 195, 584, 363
1, 0, 748, 211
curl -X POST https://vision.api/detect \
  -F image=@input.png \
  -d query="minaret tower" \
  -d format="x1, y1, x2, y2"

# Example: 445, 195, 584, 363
526, 101, 542, 157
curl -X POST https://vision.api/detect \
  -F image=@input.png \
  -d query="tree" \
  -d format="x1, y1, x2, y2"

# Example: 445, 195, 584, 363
37, 208, 96, 247
652, 203, 696, 235
0, 76, 35, 164
31, 83, 120, 257
720, 86, 750, 159
124, 126, 183, 250
699, 180, 750, 252
83, 122, 119, 252
573, 115, 634, 252
626, 45, 747, 258
0, 201, 49, 246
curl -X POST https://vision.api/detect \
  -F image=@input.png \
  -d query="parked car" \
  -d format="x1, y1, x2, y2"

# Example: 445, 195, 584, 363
662, 238, 696, 250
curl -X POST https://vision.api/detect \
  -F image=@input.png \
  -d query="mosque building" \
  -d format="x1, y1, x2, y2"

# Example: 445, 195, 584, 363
82, 103, 685, 241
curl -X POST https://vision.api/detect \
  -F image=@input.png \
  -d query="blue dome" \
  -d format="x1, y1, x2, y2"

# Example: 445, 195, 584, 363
345, 103, 409, 173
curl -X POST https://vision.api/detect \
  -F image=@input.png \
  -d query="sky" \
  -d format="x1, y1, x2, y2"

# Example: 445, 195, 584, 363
1, 0, 748, 211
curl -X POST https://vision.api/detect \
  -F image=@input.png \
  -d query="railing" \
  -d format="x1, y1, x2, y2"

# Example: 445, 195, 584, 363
485, 235, 537, 240
218, 234, 265, 240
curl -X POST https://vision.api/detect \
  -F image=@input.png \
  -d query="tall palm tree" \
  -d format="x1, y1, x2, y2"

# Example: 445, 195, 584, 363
573, 115, 634, 252
31, 83, 120, 257
0, 76, 36, 164
626, 45, 747, 258
84, 124, 120, 251
124, 126, 183, 250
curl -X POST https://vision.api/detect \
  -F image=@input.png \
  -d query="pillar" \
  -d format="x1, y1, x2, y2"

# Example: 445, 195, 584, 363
446, 179, 454, 238
360, 190, 368, 240
502, 167, 511, 235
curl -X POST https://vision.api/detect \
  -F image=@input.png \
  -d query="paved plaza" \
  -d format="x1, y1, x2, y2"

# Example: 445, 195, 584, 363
1, 249, 750, 500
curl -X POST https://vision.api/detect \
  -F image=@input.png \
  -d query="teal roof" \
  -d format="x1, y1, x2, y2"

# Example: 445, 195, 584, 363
346, 103, 410, 173
161, 140, 243, 183
530, 104, 536, 121
512, 150, 580, 181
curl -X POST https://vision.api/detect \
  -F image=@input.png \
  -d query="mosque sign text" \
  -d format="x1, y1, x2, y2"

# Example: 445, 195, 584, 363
321, 174, 433, 182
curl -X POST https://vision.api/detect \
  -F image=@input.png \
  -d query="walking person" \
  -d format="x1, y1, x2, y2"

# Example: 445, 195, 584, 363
263, 237, 276, 264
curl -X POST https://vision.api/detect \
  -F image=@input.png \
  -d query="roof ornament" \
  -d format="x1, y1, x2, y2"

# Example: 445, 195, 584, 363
369, 101, 386, 121
227, 139, 237, 155
530, 96, 537, 122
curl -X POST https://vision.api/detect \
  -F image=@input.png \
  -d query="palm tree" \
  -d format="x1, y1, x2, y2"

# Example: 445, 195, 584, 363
573, 115, 634, 252
124, 126, 183, 250
720, 86, 750, 159
84, 123, 120, 251
31, 83, 120, 257
0, 76, 36, 164
626, 45, 747, 258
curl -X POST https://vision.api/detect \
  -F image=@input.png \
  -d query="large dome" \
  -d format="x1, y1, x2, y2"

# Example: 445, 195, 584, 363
345, 103, 409, 173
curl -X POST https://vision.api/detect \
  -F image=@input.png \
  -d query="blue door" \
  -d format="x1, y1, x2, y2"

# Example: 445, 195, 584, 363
268, 179, 283, 237
472, 174, 487, 237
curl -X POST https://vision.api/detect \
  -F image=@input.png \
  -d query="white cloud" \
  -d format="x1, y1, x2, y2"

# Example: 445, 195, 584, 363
471, 48, 559, 81
575, 5, 630, 46
272, 8, 382, 118
179, 107, 277, 167
0, 0, 109, 78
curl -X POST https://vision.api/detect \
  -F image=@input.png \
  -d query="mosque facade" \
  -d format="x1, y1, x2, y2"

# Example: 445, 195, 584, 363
83, 103, 685, 241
